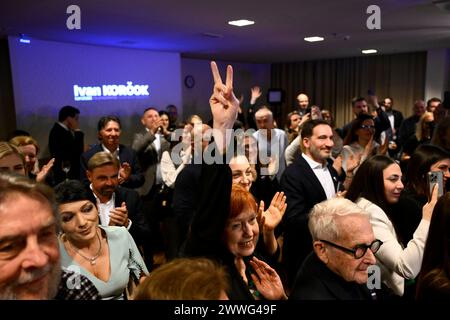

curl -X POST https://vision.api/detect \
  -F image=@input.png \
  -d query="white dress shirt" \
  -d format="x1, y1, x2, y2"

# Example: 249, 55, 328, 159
302, 153, 336, 199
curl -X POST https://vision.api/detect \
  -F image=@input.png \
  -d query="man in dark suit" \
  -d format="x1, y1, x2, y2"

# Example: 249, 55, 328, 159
80, 115, 144, 189
290, 198, 379, 300
85, 151, 151, 267
48, 105, 84, 185
382, 97, 404, 158
132, 107, 171, 262
341, 96, 390, 141
280, 119, 341, 287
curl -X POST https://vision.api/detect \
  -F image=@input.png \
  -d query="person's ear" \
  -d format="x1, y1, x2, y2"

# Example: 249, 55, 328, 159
313, 240, 329, 264
86, 170, 93, 183
302, 137, 310, 149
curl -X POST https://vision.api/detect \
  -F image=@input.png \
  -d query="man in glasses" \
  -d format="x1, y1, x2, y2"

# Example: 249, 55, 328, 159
290, 198, 382, 300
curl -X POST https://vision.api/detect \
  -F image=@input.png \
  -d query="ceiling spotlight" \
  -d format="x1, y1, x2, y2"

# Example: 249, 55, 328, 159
228, 19, 255, 27
304, 36, 324, 42
362, 49, 377, 54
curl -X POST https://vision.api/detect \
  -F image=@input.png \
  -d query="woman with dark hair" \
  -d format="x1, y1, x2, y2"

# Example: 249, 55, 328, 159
396, 145, 450, 243
416, 193, 450, 301
346, 155, 437, 297
158, 110, 173, 140
54, 180, 148, 299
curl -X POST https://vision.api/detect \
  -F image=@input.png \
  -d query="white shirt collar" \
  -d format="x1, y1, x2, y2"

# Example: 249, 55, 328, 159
101, 144, 120, 158
57, 122, 70, 131
302, 153, 327, 169
89, 183, 115, 204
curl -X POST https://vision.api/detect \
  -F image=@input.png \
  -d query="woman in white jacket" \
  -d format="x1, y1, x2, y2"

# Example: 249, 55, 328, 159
345, 155, 438, 296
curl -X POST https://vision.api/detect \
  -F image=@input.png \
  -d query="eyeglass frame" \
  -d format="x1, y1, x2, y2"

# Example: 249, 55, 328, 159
319, 239, 383, 259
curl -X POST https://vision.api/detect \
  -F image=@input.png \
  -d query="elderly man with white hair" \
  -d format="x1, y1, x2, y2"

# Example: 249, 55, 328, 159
290, 197, 382, 300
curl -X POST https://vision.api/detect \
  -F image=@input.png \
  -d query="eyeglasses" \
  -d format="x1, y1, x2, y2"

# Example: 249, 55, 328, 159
319, 239, 383, 259
360, 125, 375, 130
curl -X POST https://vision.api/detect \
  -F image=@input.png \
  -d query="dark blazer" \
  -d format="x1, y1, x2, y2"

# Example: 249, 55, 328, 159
290, 252, 374, 300
391, 109, 404, 132
182, 157, 279, 300
87, 186, 150, 248
280, 154, 339, 287
80, 144, 144, 189
341, 107, 391, 141
131, 130, 171, 196
48, 122, 84, 185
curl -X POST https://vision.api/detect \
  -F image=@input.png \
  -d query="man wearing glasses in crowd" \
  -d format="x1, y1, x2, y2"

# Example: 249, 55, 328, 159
290, 198, 382, 300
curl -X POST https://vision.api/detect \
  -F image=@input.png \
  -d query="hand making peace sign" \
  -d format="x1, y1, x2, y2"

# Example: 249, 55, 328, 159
209, 61, 240, 130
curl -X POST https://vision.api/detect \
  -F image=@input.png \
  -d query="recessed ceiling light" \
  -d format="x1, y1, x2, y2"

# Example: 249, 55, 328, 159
228, 19, 255, 27
304, 36, 324, 42
362, 49, 377, 54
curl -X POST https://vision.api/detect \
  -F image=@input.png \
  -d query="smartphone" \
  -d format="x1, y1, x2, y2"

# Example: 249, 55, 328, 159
428, 171, 444, 198
304, 107, 312, 115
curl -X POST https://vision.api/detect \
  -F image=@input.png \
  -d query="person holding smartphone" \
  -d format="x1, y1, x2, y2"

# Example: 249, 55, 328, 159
395, 145, 450, 243
346, 155, 439, 298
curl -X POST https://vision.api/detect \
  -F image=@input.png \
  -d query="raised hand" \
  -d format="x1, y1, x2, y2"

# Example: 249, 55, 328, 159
261, 192, 287, 232
209, 61, 239, 130
36, 158, 55, 183
250, 86, 262, 104
378, 137, 389, 155
118, 162, 131, 184
422, 184, 439, 221
346, 153, 362, 174
109, 202, 129, 227
249, 256, 287, 300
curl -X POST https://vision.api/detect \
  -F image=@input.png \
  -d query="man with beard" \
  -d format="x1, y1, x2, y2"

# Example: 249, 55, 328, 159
85, 152, 151, 267
280, 119, 341, 288
80, 115, 144, 189
0, 172, 98, 300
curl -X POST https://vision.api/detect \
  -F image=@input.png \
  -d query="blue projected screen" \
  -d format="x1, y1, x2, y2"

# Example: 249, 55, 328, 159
8, 36, 182, 155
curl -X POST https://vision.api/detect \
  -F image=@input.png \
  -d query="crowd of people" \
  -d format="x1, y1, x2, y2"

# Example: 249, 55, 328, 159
1, 61, 449, 301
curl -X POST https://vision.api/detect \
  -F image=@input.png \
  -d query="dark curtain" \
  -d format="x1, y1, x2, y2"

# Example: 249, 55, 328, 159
271, 52, 426, 128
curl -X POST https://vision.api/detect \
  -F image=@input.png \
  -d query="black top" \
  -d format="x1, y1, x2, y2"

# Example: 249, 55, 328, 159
279, 154, 339, 287
182, 152, 277, 300
48, 122, 84, 185
290, 252, 374, 300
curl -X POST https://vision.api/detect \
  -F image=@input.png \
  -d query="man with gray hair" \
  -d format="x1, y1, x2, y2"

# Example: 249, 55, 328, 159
0, 172, 99, 299
253, 106, 288, 181
289, 197, 382, 300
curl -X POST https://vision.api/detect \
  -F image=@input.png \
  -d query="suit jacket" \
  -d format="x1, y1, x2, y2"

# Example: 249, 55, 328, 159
131, 130, 171, 196
48, 122, 84, 185
280, 154, 339, 286
290, 252, 374, 300
87, 186, 150, 248
391, 109, 404, 132
80, 144, 144, 189
341, 107, 391, 141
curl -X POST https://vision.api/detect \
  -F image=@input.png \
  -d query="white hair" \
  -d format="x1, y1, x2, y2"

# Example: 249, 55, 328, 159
308, 198, 368, 241
254, 107, 273, 119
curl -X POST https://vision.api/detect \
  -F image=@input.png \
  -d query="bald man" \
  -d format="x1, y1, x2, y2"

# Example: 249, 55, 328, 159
296, 93, 310, 116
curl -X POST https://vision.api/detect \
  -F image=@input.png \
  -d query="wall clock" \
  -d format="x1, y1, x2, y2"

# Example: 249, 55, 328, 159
184, 75, 195, 88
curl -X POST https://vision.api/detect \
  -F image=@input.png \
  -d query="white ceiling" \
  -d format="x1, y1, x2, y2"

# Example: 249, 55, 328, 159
1, 0, 450, 63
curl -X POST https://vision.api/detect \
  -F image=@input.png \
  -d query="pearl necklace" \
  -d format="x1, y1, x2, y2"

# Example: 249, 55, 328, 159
67, 231, 102, 265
